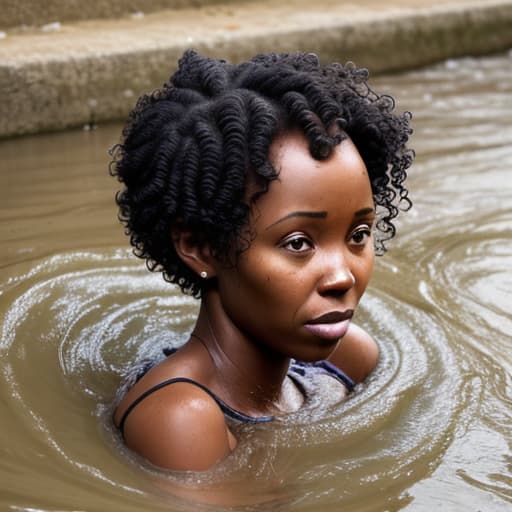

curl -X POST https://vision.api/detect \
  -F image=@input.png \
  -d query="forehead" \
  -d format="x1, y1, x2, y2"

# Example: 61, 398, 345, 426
256, 130, 372, 216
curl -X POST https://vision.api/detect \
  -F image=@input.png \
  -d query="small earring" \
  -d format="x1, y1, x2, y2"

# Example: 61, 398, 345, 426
200, 271, 208, 279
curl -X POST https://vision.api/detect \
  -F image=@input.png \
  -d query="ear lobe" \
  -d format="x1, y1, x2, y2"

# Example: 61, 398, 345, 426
171, 226, 216, 279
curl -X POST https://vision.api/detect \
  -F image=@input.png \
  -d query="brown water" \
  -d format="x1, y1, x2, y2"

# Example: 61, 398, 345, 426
1, 52, 511, 512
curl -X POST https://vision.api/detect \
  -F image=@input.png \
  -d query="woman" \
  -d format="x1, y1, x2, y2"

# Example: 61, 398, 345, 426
110, 50, 413, 471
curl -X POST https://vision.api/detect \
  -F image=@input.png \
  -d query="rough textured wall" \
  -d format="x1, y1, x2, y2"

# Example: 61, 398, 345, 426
0, 0, 248, 29
1, 0, 512, 138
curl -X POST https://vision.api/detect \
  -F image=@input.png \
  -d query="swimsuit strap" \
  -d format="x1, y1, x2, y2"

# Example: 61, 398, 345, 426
118, 377, 273, 437
315, 360, 355, 391
289, 359, 355, 391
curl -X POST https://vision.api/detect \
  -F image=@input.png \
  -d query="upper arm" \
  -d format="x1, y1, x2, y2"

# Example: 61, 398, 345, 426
328, 323, 379, 384
120, 382, 234, 471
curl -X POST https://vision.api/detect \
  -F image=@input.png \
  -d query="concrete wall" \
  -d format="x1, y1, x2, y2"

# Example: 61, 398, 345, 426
0, 0, 248, 29
1, 0, 512, 138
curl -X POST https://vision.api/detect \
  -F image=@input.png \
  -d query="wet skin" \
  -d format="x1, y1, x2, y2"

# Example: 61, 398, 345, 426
114, 130, 379, 471
211, 132, 376, 364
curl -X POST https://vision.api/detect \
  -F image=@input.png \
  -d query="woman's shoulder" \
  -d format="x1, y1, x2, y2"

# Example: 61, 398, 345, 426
327, 323, 379, 384
114, 348, 236, 470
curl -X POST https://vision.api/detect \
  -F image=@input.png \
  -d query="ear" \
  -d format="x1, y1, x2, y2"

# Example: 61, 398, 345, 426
171, 225, 217, 279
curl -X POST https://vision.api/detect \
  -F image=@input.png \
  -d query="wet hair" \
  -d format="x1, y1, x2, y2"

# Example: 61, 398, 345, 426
110, 49, 413, 297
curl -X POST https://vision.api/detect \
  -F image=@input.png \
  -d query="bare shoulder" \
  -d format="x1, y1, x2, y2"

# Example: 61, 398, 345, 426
115, 379, 235, 471
328, 323, 379, 384
113, 346, 235, 471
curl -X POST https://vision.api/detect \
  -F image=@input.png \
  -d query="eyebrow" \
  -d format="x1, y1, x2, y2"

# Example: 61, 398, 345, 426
265, 211, 327, 230
355, 207, 375, 217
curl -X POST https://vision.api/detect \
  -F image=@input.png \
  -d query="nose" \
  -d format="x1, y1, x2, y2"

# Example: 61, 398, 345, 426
317, 253, 355, 297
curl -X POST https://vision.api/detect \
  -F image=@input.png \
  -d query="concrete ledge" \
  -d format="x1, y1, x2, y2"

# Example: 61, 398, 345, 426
1, 0, 512, 138
0, 0, 249, 30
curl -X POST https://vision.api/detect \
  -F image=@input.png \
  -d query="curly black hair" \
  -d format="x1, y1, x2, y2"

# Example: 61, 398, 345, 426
110, 49, 413, 297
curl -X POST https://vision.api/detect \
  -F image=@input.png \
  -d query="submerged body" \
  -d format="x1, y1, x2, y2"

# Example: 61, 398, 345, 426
114, 134, 379, 470
111, 50, 412, 471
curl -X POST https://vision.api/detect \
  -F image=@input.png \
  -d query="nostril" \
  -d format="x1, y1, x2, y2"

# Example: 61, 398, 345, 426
321, 287, 348, 298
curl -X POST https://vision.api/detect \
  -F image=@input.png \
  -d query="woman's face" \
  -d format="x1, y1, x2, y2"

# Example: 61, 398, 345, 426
213, 131, 375, 362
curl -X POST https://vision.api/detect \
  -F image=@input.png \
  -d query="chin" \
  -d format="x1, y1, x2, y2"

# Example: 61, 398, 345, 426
293, 340, 339, 362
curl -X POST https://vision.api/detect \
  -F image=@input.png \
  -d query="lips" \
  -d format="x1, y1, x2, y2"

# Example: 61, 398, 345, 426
304, 310, 353, 340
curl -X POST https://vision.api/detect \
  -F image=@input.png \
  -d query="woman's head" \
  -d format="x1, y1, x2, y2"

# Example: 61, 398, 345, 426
111, 50, 413, 297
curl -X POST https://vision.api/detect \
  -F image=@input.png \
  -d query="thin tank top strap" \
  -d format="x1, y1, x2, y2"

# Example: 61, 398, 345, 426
118, 377, 273, 437
288, 359, 355, 392
315, 360, 355, 391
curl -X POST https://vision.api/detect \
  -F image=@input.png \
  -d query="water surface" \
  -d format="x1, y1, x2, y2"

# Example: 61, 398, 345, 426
1, 52, 511, 511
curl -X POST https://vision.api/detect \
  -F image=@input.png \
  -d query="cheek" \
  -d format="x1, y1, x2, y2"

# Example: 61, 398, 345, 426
237, 254, 304, 313
217, 267, 299, 339
245, 261, 296, 304
216, 257, 278, 311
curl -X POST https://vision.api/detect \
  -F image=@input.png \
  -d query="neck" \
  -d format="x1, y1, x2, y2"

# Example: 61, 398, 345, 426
191, 290, 291, 416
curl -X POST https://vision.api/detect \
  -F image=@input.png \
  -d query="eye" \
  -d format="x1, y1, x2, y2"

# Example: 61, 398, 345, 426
280, 234, 313, 254
349, 226, 372, 246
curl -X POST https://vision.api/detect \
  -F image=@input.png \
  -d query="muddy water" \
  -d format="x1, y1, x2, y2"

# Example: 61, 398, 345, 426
1, 52, 511, 511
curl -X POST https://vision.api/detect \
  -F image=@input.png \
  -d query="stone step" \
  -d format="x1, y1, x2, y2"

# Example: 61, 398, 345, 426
0, 0, 251, 30
1, 0, 511, 138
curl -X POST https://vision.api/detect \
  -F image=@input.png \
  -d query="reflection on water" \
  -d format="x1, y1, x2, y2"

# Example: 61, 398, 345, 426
1, 53, 511, 511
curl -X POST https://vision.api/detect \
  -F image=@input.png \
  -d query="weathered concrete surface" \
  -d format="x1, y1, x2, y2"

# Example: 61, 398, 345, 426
0, 0, 250, 30
1, 0, 511, 138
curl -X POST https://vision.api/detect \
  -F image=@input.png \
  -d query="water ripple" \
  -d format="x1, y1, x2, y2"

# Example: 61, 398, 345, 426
0, 247, 466, 511
1, 51, 512, 511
